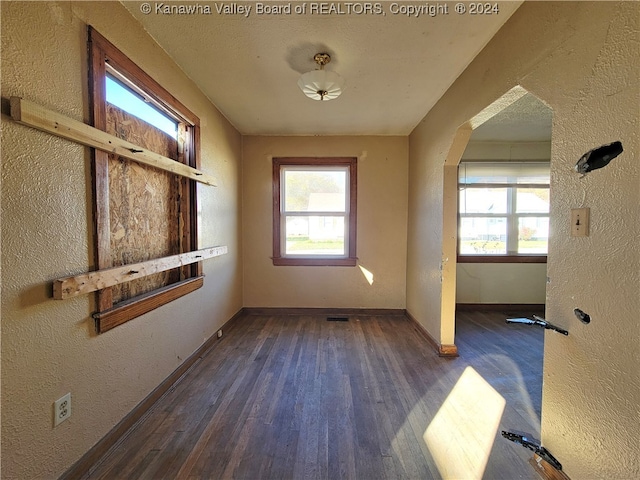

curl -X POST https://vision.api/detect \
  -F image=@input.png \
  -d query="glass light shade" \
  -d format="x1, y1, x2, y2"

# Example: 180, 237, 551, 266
297, 69, 345, 101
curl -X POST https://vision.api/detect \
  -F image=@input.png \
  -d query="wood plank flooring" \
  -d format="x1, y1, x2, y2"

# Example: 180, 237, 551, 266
84, 310, 544, 479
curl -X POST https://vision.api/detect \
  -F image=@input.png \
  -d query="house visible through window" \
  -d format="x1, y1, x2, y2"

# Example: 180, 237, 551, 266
273, 158, 357, 266
458, 162, 549, 261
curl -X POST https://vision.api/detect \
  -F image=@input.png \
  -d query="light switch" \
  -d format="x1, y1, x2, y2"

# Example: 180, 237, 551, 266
571, 208, 590, 237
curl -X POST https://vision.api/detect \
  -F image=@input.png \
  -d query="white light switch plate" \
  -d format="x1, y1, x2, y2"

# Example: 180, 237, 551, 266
571, 208, 590, 237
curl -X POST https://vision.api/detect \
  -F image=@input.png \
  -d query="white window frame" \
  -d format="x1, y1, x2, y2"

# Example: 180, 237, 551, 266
458, 162, 550, 263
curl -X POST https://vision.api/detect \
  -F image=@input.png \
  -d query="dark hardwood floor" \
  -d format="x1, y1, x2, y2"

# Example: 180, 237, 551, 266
84, 310, 544, 479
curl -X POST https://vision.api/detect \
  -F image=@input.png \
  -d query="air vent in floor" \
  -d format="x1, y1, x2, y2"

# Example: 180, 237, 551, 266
327, 317, 349, 322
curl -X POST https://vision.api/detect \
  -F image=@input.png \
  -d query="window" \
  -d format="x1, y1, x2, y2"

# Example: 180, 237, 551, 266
458, 162, 549, 262
105, 75, 178, 138
273, 158, 357, 266
89, 27, 202, 332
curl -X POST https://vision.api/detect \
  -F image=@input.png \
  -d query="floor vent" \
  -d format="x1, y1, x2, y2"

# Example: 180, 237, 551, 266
327, 316, 349, 322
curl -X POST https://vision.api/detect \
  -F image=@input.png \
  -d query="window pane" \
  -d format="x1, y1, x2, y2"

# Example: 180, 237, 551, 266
284, 216, 345, 255
459, 188, 508, 214
284, 170, 346, 212
106, 76, 178, 138
518, 217, 549, 254
459, 217, 507, 254
517, 188, 550, 213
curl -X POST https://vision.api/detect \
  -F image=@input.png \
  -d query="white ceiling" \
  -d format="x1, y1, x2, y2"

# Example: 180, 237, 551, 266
123, 1, 523, 135
471, 93, 553, 142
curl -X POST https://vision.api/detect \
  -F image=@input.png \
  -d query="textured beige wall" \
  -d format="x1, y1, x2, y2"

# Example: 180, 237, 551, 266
456, 263, 547, 304
408, 2, 639, 478
462, 141, 551, 161
1, 2, 242, 478
242, 136, 408, 309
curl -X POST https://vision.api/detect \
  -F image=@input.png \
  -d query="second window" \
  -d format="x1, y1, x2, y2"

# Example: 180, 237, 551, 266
273, 158, 357, 266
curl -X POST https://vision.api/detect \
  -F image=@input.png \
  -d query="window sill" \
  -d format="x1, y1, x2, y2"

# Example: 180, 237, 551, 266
93, 276, 204, 333
272, 257, 357, 267
457, 255, 547, 264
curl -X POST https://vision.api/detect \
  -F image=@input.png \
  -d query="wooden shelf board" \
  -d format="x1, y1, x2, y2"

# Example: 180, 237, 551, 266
9, 96, 217, 186
53, 246, 227, 300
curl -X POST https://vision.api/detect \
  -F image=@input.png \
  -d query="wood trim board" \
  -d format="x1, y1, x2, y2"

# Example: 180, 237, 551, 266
405, 309, 459, 357
94, 277, 204, 333
242, 307, 406, 317
9, 96, 217, 186
53, 246, 228, 300
457, 255, 547, 263
529, 454, 571, 480
456, 303, 545, 313
88, 28, 113, 312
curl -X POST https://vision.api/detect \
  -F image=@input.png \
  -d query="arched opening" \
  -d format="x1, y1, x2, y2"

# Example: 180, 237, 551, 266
441, 86, 553, 343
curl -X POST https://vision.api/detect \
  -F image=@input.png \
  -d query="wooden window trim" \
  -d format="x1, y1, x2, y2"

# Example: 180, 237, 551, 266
457, 255, 547, 264
272, 157, 357, 267
88, 27, 202, 331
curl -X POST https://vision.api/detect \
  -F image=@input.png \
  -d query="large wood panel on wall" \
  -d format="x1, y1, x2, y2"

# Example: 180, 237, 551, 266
106, 104, 182, 303
89, 26, 205, 330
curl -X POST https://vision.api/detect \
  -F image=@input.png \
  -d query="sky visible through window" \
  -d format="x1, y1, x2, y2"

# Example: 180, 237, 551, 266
105, 76, 178, 138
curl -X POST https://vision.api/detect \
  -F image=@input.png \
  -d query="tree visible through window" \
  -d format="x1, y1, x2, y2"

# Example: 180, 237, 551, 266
273, 158, 357, 266
458, 162, 549, 261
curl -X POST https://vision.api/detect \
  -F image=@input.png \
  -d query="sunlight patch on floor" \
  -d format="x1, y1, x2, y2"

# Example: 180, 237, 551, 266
423, 366, 506, 480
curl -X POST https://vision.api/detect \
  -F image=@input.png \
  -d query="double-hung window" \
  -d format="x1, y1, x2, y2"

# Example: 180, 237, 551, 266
458, 162, 550, 262
273, 157, 357, 266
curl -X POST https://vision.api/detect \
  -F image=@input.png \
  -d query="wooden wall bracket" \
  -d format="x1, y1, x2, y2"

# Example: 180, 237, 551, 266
53, 246, 228, 300
9, 96, 217, 186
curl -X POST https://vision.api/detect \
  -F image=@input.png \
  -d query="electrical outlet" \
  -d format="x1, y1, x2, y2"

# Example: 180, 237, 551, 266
54, 393, 71, 427
571, 208, 590, 237
217, 329, 223, 339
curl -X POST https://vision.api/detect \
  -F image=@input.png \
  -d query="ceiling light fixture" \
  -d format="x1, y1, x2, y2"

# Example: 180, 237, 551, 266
298, 53, 345, 101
